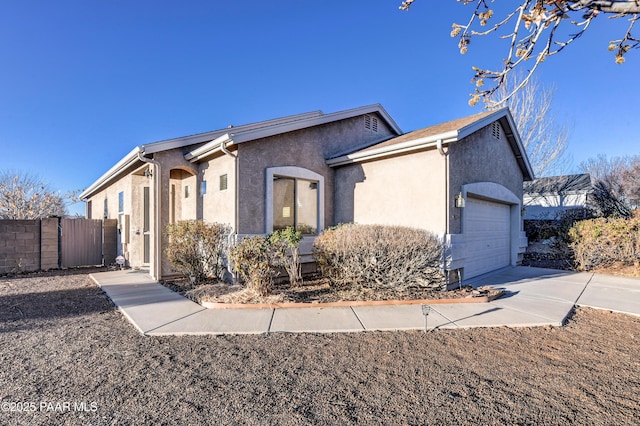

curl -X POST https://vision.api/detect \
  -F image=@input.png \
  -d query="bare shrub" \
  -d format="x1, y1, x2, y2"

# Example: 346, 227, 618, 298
268, 227, 303, 287
313, 224, 444, 290
228, 235, 275, 297
569, 215, 640, 271
165, 220, 230, 284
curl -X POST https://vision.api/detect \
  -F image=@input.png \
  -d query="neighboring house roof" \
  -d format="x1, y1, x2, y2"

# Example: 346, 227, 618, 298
524, 174, 593, 196
326, 108, 534, 181
80, 104, 401, 200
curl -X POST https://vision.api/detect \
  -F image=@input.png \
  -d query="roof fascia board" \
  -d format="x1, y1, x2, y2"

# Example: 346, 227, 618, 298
231, 104, 402, 145
457, 108, 534, 181
185, 104, 403, 163
143, 110, 324, 155
501, 110, 535, 180
80, 147, 142, 199
327, 131, 458, 167
457, 108, 509, 140
184, 134, 233, 162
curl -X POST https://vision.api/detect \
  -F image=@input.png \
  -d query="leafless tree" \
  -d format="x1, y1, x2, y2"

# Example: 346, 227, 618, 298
400, 1, 640, 105
491, 73, 572, 177
0, 171, 77, 219
580, 154, 640, 210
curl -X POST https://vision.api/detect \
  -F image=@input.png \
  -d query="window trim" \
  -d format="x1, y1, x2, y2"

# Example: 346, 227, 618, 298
265, 166, 324, 234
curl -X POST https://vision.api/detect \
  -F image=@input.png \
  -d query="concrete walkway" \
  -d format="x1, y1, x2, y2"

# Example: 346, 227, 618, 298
90, 267, 640, 336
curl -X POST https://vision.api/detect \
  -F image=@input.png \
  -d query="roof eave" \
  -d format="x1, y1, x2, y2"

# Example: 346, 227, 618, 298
231, 104, 402, 145
327, 131, 458, 167
184, 134, 233, 162
458, 107, 534, 181
80, 147, 143, 200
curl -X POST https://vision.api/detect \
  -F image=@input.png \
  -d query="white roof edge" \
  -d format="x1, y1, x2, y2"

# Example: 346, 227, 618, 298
327, 131, 458, 167
80, 146, 143, 199
231, 103, 402, 145
184, 134, 232, 162
185, 104, 403, 163
142, 110, 324, 154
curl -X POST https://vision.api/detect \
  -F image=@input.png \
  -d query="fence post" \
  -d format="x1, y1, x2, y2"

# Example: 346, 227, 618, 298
40, 217, 60, 270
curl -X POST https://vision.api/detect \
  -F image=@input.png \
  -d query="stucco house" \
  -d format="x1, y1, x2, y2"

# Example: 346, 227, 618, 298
80, 104, 533, 283
523, 174, 594, 220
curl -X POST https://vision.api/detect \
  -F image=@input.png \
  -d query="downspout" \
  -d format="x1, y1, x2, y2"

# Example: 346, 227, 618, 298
220, 140, 238, 234
437, 139, 451, 285
220, 140, 239, 281
436, 139, 448, 234
137, 150, 162, 281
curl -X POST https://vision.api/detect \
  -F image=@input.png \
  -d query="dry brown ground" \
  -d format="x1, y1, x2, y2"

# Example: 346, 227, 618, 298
1, 272, 639, 425
166, 276, 500, 305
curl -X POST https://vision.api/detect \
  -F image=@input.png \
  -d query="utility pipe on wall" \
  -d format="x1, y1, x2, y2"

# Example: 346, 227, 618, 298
220, 140, 239, 236
137, 150, 162, 281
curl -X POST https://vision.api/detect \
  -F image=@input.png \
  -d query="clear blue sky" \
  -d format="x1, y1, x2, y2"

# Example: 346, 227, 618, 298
0, 1, 637, 215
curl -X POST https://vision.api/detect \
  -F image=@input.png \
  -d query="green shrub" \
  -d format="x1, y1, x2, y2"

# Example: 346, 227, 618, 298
313, 224, 444, 290
569, 216, 640, 271
228, 235, 275, 296
165, 220, 230, 283
268, 226, 303, 287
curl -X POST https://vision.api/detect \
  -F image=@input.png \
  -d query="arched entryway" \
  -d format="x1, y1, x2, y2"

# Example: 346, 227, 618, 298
169, 168, 198, 223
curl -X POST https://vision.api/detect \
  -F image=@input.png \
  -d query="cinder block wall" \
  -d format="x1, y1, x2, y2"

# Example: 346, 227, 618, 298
0, 220, 42, 274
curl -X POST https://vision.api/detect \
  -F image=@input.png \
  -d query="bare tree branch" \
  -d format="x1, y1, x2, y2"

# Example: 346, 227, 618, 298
491, 73, 572, 176
400, 1, 640, 105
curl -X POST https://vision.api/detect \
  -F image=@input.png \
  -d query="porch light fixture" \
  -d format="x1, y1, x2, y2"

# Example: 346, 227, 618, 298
455, 192, 465, 208
143, 168, 153, 179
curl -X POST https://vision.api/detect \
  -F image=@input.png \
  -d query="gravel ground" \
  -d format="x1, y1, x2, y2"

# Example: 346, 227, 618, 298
1, 272, 639, 425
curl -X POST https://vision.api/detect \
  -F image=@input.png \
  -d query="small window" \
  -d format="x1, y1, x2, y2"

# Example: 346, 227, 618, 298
201, 181, 207, 196
220, 174, 228, 191
184, 185, 190, 198
118, 191, 124, 213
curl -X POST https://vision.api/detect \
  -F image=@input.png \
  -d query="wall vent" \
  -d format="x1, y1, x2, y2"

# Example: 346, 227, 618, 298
491, 122, 502, 140
364, 114, 378, 133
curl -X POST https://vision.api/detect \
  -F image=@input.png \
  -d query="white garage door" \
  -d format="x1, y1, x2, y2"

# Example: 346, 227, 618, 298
463, 197, 511, 279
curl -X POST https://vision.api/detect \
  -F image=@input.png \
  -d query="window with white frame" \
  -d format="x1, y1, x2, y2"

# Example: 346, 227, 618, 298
273, 176, 318, 235
266, 166, 324, 236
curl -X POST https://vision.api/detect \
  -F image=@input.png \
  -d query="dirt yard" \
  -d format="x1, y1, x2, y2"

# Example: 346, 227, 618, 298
1, 272, 639, 425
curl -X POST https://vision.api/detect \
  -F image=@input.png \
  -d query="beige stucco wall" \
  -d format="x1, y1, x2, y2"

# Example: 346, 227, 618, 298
237, 114, 395, 234
447, 123, 525, 235
85, 165, 155, 270
334, 148, 447, 234
200, 153, 236, 228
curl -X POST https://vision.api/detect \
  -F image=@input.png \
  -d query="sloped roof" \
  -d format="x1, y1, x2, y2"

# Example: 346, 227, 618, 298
81, 104, 401, 199
184, 104, 401, 163
353, 110, 496, 154
524, 174, 593, 195
326, 108, 534, 181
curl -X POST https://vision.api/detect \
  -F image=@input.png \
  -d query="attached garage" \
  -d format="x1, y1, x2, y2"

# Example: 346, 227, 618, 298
463, 197, 511, 279
328, 108, 534, 286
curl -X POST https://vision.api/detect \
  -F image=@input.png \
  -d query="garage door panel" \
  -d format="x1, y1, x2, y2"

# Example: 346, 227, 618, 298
464, 197, 511, 278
